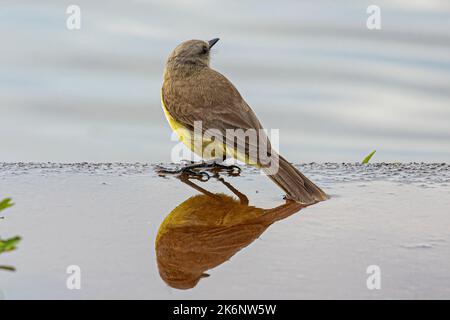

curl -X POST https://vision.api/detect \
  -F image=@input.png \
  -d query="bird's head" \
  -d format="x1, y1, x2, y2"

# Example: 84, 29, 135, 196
166, 38, 219, 70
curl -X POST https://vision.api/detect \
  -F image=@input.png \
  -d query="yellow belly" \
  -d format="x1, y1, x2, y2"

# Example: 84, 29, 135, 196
161, 91, 216, 159
161, 90, 257, 165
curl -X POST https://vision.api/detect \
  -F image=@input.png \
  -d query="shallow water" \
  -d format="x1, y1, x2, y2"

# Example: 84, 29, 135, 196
1, 163, 449, 299
1, 1, 450, 163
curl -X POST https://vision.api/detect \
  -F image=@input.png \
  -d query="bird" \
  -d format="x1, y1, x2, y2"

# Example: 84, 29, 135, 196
161, 38, 328, 204
156, 173, 304, 289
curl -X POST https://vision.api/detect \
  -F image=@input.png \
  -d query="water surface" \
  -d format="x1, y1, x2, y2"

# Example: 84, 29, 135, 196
1, 163, 449, 299
1, 1, 449, 162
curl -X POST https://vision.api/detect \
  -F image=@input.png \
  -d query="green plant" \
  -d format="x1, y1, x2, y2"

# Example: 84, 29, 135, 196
362, 150, 376, 164
0, 198, 14, 212
0, 198, 22, 272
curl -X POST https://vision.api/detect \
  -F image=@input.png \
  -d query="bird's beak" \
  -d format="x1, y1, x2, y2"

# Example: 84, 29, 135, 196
208, 38, 220, 49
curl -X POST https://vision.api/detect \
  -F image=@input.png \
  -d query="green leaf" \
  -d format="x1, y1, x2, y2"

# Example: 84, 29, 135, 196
0, 199, 20, 272
0, 265, 16, 272
0, 198, 14, 212
0, 236, 22, 254
362, 150, 376, 164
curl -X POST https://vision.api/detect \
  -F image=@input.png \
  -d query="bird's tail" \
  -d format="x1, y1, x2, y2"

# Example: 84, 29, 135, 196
262, 155, 328, 205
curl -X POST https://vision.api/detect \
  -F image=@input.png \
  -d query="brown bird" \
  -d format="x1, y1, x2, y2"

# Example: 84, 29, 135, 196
156, 174, 305, 289
161, 38, 327, 204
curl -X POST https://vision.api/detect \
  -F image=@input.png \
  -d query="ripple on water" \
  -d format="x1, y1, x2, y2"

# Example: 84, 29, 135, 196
401, 243, 434, 249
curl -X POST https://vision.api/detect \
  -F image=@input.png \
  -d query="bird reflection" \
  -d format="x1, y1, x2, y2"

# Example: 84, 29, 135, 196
155, 172, 304, 290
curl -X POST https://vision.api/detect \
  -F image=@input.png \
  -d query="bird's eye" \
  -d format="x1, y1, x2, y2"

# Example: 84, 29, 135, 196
201, 46, 208, 54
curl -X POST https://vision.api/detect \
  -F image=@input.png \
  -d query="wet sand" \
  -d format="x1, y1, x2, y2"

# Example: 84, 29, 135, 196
0, 163, 449, 299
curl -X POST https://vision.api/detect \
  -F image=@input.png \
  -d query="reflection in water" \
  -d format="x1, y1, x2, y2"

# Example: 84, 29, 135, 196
155, 174, 304, 289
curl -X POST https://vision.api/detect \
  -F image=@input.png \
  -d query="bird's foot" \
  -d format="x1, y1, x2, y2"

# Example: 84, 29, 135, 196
156, 161, 241, 181
197, 162, 241, 177
156, 164, 210, 181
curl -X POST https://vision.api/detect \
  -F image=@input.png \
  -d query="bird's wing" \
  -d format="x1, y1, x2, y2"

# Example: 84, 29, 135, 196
163, 68, 263, 131
162, 68, 273, 163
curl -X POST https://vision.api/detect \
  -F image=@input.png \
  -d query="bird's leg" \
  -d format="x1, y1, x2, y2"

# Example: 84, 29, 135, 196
213, 174, 249, 205
178, 173, 222, 200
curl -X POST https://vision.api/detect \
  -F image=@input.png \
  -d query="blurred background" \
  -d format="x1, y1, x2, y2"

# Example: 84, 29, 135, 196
1, 0, 449, 163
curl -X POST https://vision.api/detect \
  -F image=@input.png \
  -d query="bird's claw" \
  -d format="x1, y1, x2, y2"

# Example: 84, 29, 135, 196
156, 162, 241, 181
156, 165, 210, 181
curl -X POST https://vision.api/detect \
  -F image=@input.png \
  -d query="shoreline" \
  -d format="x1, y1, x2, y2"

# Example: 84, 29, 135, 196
1, 162, 449, 186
